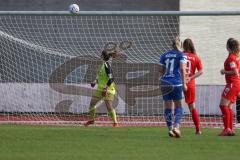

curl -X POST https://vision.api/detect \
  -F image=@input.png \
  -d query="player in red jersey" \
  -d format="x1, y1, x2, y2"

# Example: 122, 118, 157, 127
183, 38, 203, 135
219, 38, 240, 136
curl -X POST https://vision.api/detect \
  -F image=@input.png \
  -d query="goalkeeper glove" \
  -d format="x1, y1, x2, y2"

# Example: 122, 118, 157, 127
90, 82, 96, 88
90, 80, 97, 88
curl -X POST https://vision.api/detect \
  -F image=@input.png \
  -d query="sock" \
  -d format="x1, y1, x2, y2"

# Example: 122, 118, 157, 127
191, 108, 200, 132
88, 105, 96, 120
219, 105, 230, 129
109, 108, 117, 123
228, 108, 233, 130
164, 108, 172, 129
174, 106, 183, 127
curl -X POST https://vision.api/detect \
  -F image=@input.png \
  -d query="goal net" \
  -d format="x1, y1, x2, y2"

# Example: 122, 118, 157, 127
0, 11, 240, 127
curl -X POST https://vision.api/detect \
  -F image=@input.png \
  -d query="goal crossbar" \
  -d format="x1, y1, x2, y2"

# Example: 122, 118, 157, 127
0, 10, 240, 16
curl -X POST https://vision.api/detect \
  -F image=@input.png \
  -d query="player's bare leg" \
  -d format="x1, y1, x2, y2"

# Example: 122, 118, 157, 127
84, 96, 101, 127
105, 100, 118, 127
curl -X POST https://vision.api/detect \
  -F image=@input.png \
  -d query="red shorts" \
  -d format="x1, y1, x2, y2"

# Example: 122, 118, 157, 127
222, 83, 240, 103
184, 86, 195, 104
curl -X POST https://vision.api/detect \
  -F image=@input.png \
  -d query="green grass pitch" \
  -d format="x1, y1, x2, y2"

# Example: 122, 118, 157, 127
0, 124, 239, 160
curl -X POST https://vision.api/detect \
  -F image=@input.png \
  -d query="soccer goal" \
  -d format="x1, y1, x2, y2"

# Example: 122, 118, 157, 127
1, 10, 240, 127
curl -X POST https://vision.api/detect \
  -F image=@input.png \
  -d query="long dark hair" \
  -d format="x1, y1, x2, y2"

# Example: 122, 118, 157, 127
183, 38, 196, 54
227, 38, 239, 54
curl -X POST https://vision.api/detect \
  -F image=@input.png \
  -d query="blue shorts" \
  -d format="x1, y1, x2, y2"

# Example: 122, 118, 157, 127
162, 85, 183, 101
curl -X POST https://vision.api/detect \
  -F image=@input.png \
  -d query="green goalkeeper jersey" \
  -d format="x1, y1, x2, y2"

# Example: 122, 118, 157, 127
96, 61, 115, 92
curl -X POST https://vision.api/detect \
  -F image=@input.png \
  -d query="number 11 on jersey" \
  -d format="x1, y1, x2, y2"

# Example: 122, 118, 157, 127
165, 58, 175, 75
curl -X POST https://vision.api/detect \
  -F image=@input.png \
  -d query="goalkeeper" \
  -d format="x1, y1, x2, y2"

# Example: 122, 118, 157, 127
84, 50, 118, 127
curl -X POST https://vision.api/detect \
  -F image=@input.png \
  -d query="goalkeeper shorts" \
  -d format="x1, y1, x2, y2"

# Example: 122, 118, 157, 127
93, 88, 116, 101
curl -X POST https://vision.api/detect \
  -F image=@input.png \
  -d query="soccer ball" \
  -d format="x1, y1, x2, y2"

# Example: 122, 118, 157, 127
69, 4, 80, 14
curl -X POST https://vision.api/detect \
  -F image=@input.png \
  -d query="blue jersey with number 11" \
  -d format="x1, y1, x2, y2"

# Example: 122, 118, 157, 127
159, 49, 187, 85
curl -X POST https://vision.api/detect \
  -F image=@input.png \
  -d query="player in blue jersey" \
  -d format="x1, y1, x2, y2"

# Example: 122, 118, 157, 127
159, 37, 187, 138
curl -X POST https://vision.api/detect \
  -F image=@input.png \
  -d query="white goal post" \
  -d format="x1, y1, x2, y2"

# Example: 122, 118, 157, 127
1, 10, 240, 127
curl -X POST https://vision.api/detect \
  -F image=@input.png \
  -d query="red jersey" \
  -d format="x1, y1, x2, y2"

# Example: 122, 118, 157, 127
184, 52, 203, 87
224, 53, 240, 84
